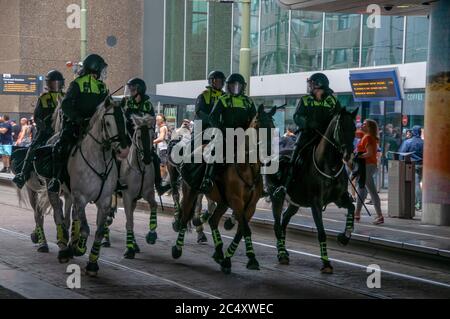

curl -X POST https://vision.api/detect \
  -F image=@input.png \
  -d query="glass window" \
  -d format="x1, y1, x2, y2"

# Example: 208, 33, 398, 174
323, 13, 360, 70
185, 1, 208, 81
259, 0, 289, 75
164, 1, 185, 82
290, 11, 323, 73
208, 2, 233, 75
405, 16, 429, 63
362, 15, 404, 67
232, 0, 260, 76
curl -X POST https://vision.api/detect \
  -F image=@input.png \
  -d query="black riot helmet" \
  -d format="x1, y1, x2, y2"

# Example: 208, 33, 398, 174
80, 54, 108, 79
226, 73, 247, 96
126, 78, 147, 97
46, 70, 65, 92
208, 71, 226, 90
307, 73, 331, 94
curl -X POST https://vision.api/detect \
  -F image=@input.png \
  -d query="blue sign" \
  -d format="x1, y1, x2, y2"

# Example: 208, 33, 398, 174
350, 68, 403, 102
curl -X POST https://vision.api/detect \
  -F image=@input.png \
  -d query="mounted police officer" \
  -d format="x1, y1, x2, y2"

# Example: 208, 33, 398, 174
121, 77, 170, 196
200, 73, 256, 194
195, 71, 226, 129
47, 54, 109, 193
12, 70, 65, 189
273, 73, 342, 199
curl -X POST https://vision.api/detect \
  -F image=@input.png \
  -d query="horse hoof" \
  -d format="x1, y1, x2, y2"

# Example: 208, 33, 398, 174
124, 249, 135, 260
30, 231, 38, 244
224, 218, 235, 231
134, 243, 141, 254
146, 231, 158, 245
337, 233, 351, 247
197, 232, 208, 245
321, 262, 334, 274
58, 248, 72, 264
221, 258, 232, 275
172, 246, 182, 259
278, 254, 290, 265
172, 220, 181, 233
247, 258, 260, 271
85, 262, 99, 277
37, 244, 49, 253
101, 240, 111, 248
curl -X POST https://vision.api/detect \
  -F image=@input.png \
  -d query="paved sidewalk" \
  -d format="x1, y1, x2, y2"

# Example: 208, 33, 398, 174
2, 162, 449, 259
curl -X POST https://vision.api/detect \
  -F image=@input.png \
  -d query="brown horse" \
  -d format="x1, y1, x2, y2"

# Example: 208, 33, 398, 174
171, 105, 277, 274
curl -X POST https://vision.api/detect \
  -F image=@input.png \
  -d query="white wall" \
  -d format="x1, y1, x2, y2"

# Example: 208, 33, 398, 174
156, 62, 427, 98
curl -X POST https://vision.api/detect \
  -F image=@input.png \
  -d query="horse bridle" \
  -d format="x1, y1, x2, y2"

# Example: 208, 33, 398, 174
312, 114, 346, 180
80, 105, 126, 203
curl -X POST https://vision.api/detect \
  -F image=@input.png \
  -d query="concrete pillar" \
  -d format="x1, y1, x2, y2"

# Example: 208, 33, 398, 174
422, 0, 450, 225
239, 0, 251, 92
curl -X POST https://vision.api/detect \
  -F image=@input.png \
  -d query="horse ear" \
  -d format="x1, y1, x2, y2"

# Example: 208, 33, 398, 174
268, 106, 277, 117
351, 108, 359, 119
258, 104, 265, 114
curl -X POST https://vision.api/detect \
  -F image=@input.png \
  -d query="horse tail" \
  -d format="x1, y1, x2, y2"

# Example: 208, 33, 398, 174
16, 187, 31, 209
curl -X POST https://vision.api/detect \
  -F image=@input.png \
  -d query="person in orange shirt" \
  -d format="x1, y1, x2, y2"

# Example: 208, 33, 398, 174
355, 119, 384, 225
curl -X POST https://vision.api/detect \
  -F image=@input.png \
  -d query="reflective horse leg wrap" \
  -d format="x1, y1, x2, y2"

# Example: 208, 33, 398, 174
225, 236, 241, 259
176, 228, 187, 249
103, 225, 110, 241
211, 229, 223, 249
149, 208, 158, 232
277, 236, 288, 257
245, 236, 255, 258
89, 241, 102, 263
36, 226, 47, 244
71, 220, 81, 242
320, 242, 329, 262
126, 231, 135, 249
56, 224, 68, 247
345, 207, 355, 237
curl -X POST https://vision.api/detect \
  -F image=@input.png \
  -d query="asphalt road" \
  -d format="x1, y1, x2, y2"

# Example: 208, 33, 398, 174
0, 183, 449, 299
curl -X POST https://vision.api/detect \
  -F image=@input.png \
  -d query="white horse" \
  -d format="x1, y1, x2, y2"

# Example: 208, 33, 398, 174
68, 101, 129, 277
120, 114, 159, 259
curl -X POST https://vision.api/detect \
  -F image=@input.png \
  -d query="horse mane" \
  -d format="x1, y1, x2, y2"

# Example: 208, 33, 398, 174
87, 101, 107, 131
131, 114, 156, 131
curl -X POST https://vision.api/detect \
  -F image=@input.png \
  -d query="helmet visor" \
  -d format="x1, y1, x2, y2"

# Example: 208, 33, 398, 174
47, 80, 64, 92
124, 84, 138, 98
99, 66, 108, 81
210, 78, 224, 90
228, 82, 243, 96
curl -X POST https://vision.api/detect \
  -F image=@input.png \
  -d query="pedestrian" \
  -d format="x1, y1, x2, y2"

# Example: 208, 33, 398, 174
279, 126, 297, 153
0, 115, 13, 173
355, 119, 384, 225
399, 125, 424, 211
154, 114, 170, 186
15, 118, 33, 147
11, 120, 20, 144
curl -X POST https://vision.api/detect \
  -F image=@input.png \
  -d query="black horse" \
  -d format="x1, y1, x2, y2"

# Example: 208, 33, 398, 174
269, 107, 358, 274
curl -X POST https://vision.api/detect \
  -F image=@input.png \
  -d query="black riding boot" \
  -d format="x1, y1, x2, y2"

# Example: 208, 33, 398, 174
153, 154, 170, 196
199, 164, 215, 194
48, 143, 65, 193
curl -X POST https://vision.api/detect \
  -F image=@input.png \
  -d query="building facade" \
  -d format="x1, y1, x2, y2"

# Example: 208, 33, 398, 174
0, 0, 144, 119
156, 0, 429, 137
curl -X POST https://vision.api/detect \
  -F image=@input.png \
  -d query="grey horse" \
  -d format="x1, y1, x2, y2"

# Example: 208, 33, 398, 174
67, 101, 129, 277
120, 114, 159, 259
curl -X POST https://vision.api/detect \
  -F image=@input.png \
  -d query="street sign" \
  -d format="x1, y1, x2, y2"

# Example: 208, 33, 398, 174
350, 68, 404, 102
0, 74, 44, 96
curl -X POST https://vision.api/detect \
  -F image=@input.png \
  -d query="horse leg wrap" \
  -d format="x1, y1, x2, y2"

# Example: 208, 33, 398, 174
71, 220, 81, 242
126, 231, 135, 249
104, 225, 110, 240
56, 224, 68, 247
320, 242, 329, 262
77, 236, 88, 254
36, 226, 47, 244
245, 237, 255, 258
200, 211, 211, 225
89, 241, 102, 263
176, 228, 187, 248
345, 209, 355, 234
211, 229, 223, 249
225, 240, 240, 259
277, 238, 287, 254
149, 208, 158, 232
